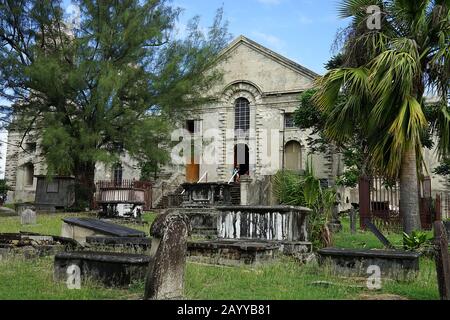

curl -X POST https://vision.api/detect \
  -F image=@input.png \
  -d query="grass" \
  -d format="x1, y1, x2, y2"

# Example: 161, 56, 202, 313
0, 212, 441, 300
334, 216, 404, 249
0, 212, 156, 236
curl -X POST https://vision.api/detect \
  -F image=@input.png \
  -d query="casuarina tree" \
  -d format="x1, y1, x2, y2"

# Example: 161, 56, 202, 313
0, 0, 230, 207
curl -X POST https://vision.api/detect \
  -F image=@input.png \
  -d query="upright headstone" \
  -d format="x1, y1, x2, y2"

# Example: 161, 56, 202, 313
21, 208, 37, 225
434, 221, 450, 300
144, 211, 190, 300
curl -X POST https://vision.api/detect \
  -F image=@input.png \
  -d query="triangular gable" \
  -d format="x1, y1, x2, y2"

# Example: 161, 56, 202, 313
214, 35, 319, 94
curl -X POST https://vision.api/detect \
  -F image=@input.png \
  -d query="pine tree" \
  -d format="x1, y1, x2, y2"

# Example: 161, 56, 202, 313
0, 0, 230, 207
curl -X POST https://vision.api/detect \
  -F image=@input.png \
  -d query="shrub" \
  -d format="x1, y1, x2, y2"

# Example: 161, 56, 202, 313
273, 159, 336, 249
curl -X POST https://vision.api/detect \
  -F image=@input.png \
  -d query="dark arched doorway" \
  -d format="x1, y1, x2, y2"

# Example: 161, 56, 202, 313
234, 144, 250, 177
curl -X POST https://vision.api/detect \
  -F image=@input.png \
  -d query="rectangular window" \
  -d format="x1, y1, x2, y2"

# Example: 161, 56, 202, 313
25, 142, 37, 153
285, 113, 295, 128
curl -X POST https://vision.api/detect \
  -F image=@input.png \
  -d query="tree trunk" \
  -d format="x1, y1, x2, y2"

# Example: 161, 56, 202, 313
73, 161, 96, 209
400, 144, 422, 234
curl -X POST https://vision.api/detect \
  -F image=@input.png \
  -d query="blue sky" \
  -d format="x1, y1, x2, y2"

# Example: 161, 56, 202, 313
175, 0, 349, 74
1, 0, 349, 177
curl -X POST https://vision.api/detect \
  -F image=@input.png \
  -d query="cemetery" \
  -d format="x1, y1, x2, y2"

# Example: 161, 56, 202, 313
0, 182, 448, 300
0, 0, 449, 304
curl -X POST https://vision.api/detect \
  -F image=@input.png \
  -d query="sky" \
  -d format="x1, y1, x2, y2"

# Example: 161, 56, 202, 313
174, 0, 349, 73
0, 0, 349, 178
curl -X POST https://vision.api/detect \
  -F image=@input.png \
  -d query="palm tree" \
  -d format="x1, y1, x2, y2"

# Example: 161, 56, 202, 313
313, 0, 450, 234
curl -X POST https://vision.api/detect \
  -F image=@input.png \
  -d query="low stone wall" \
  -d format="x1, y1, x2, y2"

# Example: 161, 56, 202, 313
217, 206, 311, 242
318, 248, 421, 281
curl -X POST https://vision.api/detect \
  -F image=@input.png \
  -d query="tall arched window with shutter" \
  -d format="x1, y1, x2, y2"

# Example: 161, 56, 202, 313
234, 98, 250, 139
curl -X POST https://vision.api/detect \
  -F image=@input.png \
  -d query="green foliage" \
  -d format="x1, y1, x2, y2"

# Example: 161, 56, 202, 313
295, 89, 368, 184
434, 158, 450, 183
316, 0, 450, 180
336, 168, 359, 188
273, 159, 336, 249
294, 89, 329, 154
0, 179, 10, 198
0, 1, 230, 203
403, 231, 431, 252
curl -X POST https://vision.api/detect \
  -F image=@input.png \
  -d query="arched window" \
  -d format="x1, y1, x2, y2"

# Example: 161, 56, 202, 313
113, 163, 123, 185
24, 163, 34, 186
284, 141, 302, 171
235, 98, 250, 138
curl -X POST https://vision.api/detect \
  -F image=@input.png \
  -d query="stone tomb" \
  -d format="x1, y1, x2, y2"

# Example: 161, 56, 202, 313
188, 239, 312, 267
176, 183, 233, 238
61, 217, 146, 245
0, 232, 78, 260
54, 251, 151, 287
217, 206, 310, 241
85, 236, 151, 254
54, 212, 190, 297
181, 183, 232, 208
318, 248, 421, 281
187, 206, 313, 266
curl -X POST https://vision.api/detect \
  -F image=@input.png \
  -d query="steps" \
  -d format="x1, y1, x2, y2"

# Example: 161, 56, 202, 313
230, 183, 241, 205
156, 185, 184, 209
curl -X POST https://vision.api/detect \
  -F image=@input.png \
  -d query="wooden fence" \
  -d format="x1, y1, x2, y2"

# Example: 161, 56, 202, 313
94, 179, 153, 211
359, 176, 435, 231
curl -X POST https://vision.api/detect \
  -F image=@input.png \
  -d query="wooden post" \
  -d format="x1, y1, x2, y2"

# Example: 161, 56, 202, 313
359, 176, 371, 230
433, 221, 450, 300
436, 194, 442, 222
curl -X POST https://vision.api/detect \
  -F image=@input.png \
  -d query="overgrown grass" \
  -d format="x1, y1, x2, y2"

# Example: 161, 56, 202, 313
334, 216, 404, 249
0, 255, 438, 300
0, 212, 157, 236
0, 256, 140, 300
0, 213, 441, 300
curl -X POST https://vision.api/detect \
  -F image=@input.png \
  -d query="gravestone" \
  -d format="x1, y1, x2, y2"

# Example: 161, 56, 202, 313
21, 208, 36, 225
434, 221, 450, 300
144, 211, 190, 300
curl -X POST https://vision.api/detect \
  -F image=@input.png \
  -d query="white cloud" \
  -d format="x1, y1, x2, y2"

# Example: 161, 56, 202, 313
251, 31, 285, 53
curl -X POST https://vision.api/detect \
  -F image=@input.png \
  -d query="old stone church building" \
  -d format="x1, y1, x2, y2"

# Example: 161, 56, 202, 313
4, 36, 449, 207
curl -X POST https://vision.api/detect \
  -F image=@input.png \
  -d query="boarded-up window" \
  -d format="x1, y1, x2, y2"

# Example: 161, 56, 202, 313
284, 141, 302, 171
24, 163, 34, 186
